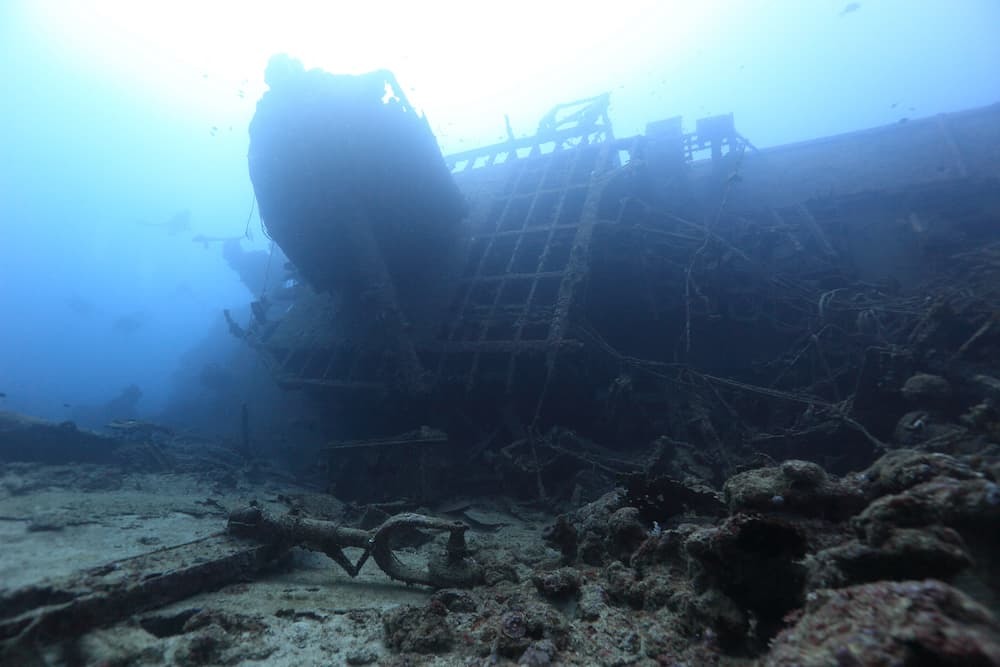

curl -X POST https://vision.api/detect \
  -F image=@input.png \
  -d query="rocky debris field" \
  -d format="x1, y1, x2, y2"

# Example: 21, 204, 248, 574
1, 369, 999, 665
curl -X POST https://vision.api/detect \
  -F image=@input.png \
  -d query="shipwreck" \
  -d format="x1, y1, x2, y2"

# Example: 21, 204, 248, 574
2, 57, 1000, 665
243, 57, 1000, 502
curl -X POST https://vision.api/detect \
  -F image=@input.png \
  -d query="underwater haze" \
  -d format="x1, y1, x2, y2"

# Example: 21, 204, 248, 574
1, 0, 998, 425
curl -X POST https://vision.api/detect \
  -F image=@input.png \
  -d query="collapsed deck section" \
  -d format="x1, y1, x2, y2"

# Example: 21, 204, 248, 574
430, 99, 618, 414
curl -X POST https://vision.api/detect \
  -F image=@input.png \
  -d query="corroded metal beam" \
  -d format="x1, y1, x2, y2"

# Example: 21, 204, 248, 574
0, 533, 285, 658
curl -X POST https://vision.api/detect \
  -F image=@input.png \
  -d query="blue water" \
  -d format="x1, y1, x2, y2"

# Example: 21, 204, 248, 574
1, 0, 998, 425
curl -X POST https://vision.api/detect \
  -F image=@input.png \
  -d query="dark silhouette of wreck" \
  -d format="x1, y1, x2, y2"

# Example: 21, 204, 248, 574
244, 56, 1000, 501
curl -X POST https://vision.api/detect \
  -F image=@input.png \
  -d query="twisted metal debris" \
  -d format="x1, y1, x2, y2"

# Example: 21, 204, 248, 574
227, 505, 482, 588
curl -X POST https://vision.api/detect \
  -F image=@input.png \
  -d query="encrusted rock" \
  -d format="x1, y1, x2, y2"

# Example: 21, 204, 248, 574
382, 603, 453, 654
517, 638, 558, 666
629, 524, 698, 573
171, 624, 229, 666
531, 567, 581, 600
601, 560, 676, 611
577, 530, 607, 566
673, 586, 747, 647
603, 561, 644, 608
497, 609, 529, 657
854, 475, 1000, 535
807, 524, 973, 590
544, 489, 629, 566
764, 580, 1000, 666
861, 450, 982, 497
577, 583, 608, 621
606, 506, 647, 560
684, 514, 807, 642
493, 602, 569, 659
541, 514, 578, 563
800, 465, 999, 595
344, 647, 378, 665
901, 372, 952, 403
724, 460, 865, 520
431, 588, 478, 613
477, 551, 520, 586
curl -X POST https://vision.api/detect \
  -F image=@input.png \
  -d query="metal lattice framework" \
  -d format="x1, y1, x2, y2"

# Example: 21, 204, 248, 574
253, 95, 628, 397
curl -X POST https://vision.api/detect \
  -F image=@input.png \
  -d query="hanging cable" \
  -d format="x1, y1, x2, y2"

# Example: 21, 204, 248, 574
243, 192, 257, 239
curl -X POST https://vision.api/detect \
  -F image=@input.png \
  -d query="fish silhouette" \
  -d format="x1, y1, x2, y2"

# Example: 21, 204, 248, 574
839, 2, 861, 16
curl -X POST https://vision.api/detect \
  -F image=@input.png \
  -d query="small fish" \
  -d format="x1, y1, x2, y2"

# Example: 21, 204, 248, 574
63, 403, 72, 408
890, 102, 898, 109
898, 117, 909, 124
839, 2, 861, 16
210, 126, 219, 136
0, 392, 6, 398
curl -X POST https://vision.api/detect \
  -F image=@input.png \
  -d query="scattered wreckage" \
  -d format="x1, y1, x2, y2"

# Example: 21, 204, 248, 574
0, 502, 479, 658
